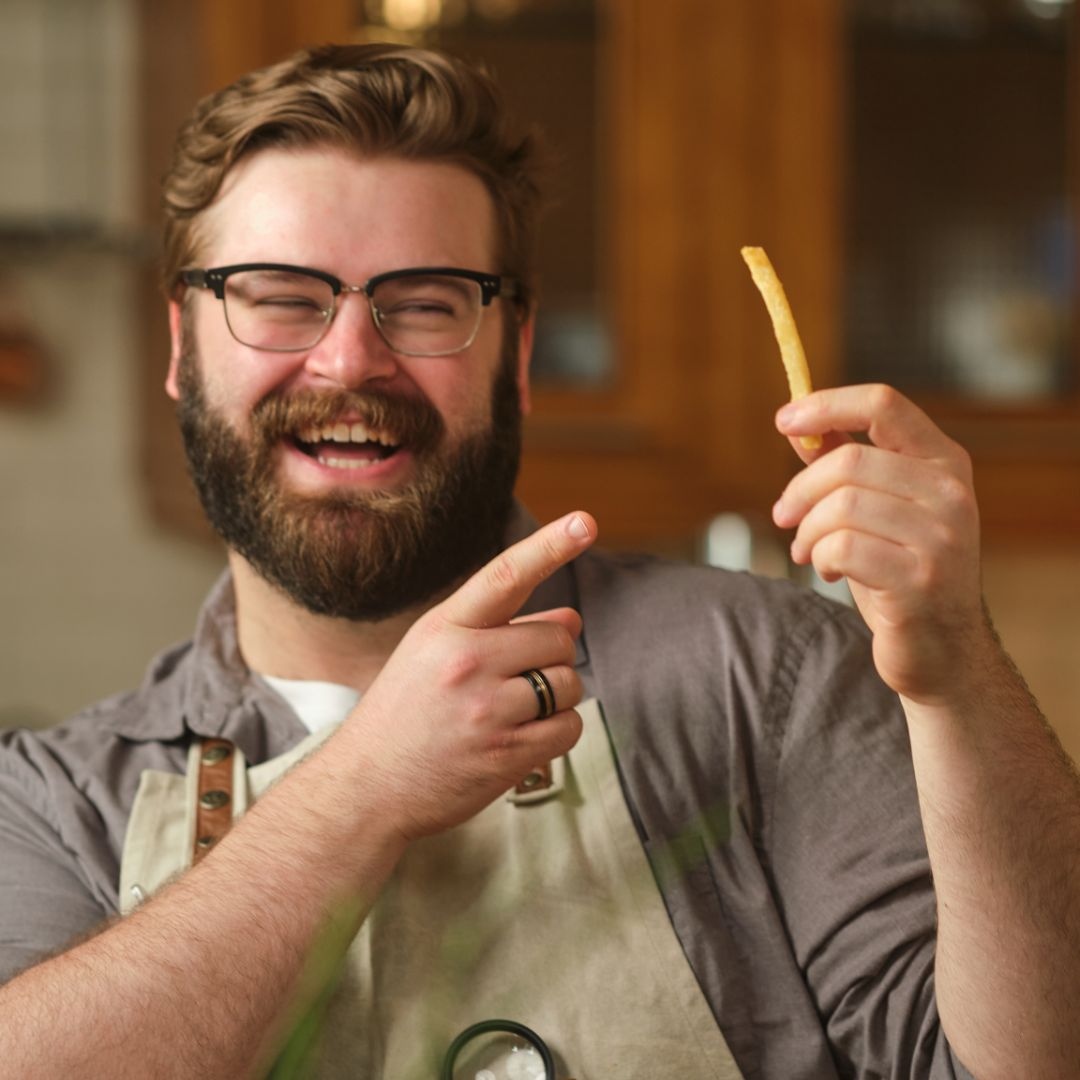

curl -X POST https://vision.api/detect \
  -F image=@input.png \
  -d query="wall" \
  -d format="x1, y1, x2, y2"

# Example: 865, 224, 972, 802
0, 0, 224, 728
0, 251, 225, 728
983, 544, 1080, 762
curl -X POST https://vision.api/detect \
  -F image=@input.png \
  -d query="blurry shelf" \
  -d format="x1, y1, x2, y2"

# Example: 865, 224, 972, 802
0, 220, 157, 262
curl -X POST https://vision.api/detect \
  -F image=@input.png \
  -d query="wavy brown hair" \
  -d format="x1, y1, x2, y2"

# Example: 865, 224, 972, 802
161, 43, 544, 308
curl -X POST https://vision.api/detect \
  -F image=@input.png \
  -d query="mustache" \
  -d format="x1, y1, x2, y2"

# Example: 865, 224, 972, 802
250, 388, 445, 452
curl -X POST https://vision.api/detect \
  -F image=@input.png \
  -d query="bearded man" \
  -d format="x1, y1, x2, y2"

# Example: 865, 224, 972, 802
0, 43, 1077, 1080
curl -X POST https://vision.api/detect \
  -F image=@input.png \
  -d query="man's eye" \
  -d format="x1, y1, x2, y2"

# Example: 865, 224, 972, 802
256, 294, 323, 309
375, 277, 473, 319
388, 299, 455, 315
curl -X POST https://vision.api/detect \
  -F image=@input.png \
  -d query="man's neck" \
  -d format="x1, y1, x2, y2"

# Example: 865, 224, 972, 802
228, 553, 432, 693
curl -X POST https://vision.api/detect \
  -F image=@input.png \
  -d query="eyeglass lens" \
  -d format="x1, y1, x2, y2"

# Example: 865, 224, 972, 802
221, 268, 484, 355
449, 1029, 549, 1080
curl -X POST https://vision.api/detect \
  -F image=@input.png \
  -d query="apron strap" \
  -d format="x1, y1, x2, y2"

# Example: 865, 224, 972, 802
192, 738, 236, 864
514, 761, 552, 796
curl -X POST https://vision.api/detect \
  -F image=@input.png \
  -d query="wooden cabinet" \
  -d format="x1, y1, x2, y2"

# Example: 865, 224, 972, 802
137, 0, 1079, 552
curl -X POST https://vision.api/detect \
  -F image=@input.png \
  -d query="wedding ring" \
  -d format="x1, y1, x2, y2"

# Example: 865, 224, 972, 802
520, 668, 556, 720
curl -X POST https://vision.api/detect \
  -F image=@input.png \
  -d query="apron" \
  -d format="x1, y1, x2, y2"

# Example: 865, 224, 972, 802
120, 700, 744, 1080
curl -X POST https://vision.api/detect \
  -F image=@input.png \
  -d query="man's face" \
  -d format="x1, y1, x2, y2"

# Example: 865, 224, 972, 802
165, 149, 533, 620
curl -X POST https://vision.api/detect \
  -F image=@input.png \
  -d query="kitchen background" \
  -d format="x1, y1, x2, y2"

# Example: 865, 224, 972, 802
2, 0, 1078, 761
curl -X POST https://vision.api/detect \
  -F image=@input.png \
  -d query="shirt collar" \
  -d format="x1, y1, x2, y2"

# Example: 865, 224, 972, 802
101, 570, 303, 754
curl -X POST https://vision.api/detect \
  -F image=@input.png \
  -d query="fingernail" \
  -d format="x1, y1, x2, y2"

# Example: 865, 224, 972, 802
772, 498, 796, 528
567, 514, 590, 539
777, 402, 801, 427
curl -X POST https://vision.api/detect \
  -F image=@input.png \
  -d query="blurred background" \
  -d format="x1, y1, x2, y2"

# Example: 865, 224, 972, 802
2, 0, 1078, 758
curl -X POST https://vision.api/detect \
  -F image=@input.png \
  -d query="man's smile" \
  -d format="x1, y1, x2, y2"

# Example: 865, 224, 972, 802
244, 387, 445, 487
292, 418, 402, 471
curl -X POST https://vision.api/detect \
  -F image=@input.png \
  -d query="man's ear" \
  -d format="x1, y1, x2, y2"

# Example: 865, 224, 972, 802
515, 310, 535, 416
165, 299, 184, 401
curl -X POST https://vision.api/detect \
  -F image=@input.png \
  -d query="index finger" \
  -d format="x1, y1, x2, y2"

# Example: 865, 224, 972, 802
776, 383, 960, 460
443, 512, 597, 629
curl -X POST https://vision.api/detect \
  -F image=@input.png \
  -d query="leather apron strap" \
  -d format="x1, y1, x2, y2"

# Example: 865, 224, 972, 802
192, 738, 236, 864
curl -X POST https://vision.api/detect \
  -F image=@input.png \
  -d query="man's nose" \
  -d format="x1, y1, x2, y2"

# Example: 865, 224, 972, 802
303, 294, 398, 388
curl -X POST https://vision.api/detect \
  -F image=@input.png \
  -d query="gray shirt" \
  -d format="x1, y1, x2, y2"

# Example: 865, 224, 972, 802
0, 526, 973, 1079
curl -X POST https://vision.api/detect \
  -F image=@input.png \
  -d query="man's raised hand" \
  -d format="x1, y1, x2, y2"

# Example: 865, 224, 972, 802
340, 512, 597, 844
773, 385, 988, 706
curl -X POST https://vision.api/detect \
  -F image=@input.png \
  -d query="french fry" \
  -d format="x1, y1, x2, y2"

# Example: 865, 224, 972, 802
740, 246, 822, 450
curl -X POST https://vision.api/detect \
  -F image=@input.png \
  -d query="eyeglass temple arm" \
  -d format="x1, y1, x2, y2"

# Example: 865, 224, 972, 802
177, 269, 226, 299
490, 276, 523, 306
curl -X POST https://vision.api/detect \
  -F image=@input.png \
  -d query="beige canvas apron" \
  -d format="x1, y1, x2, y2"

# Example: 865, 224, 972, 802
120, 700, 743, 1080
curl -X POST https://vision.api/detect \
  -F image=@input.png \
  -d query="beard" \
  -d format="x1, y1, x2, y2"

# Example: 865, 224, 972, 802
174, 339, 522, 622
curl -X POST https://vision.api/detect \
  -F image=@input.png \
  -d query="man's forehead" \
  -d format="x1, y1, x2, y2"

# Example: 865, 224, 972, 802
195, 147, 499, 271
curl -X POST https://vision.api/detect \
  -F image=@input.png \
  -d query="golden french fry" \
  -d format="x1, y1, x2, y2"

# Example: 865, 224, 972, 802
740, 246, 822, 450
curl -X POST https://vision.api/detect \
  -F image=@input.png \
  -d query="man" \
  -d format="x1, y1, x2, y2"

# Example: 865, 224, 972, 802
0, 43, 1077, 1080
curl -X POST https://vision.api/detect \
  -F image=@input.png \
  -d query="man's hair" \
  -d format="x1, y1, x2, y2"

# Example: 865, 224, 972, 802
161, 43, 544, 306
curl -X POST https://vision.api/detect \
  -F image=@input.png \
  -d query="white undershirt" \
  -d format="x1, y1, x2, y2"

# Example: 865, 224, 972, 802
260, 674, 360, 733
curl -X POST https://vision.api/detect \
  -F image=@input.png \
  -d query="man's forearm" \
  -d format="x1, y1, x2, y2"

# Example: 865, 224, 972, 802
904, 623, 1080, 1080
0, 742, 406, 1080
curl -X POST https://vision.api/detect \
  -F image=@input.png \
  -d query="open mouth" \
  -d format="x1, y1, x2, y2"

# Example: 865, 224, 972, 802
291, 419, 402, 471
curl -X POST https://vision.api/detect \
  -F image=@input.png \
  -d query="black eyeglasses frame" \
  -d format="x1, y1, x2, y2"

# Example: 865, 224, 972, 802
178, 263, 520, 306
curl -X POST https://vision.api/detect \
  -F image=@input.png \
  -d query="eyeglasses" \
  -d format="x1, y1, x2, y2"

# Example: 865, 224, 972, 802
179, 263, 521, 357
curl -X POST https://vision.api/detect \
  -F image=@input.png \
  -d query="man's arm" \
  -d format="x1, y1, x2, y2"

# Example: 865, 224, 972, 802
774, 385, 1080, 1079
0, 512, 596, 1080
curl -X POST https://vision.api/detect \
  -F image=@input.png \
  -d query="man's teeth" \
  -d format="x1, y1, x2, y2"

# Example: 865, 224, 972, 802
318, 455, 379, 470
296, 421, 395, 445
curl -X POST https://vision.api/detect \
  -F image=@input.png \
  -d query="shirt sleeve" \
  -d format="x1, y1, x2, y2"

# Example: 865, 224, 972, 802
765, 602, 976, 1080
0, 735, 111, 984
